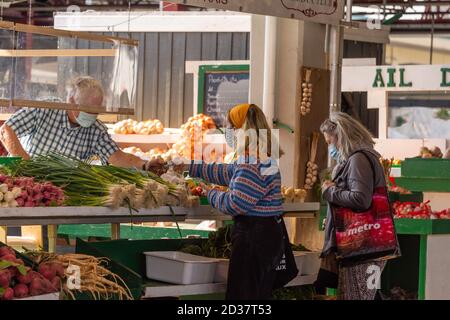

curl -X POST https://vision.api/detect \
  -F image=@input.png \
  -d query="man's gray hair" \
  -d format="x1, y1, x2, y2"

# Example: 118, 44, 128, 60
67, 76, 104, 104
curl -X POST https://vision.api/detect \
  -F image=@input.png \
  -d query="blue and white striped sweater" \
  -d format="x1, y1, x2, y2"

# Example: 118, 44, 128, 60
189, 160, 283, 217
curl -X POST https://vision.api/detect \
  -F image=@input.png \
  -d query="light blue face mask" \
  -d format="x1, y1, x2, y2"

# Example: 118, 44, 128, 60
76, 112, 98, 128
328, 144, 340, 161
225, 128, 235, 148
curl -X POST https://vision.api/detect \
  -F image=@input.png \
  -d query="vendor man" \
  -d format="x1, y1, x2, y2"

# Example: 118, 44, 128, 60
0, 76, 160, 171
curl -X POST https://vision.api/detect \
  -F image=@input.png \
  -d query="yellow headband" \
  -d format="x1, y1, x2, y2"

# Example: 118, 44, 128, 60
229, 104, 251, 129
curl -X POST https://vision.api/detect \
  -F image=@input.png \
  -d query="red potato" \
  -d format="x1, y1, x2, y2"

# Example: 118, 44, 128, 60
1, 287, 14, 300
13, 283, 29, 298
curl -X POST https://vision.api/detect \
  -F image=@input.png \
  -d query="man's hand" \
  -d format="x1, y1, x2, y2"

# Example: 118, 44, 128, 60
144, 156, 167, 175
0, 124, 30, 160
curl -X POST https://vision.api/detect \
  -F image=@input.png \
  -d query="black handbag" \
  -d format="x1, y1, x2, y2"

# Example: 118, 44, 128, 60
272, 218, 299, 289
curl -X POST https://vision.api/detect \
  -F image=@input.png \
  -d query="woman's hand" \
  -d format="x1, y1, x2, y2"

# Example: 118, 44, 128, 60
321, 180, 335, 193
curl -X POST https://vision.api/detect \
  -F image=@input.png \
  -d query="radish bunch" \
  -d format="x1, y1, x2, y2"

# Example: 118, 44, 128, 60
0, 246, 61, 300
0, 175, 65, 208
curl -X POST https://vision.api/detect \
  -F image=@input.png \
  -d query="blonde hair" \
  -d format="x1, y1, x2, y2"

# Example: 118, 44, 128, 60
67, 76, 104, 105
320, 112, 375, 160
228, 104, 284, 159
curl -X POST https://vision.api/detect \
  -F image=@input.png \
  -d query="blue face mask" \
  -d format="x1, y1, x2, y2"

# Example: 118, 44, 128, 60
328, 144, 340, 161
225, 128, 235, 148
76, 112, 98, 128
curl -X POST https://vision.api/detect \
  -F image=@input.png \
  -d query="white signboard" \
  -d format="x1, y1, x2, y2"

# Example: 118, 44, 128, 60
342, 65, 450, 92
341, 64, 450, 139
170, 0, 345, 26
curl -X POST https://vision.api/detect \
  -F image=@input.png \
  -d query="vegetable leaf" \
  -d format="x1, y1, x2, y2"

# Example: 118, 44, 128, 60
0, 287, 4, 297
0, 260, 15, 270
17, 264, 27, 275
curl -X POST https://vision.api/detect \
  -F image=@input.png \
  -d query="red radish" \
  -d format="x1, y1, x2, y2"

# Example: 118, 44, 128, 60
14, 258, 24, 265
1, 287, 14, 300
24, 201, 35, 207
16, 198, 24, 207
38, 263, 56, 280
0, 246, 14, 257
0, 270, 11, 288
13, 283, 29, 298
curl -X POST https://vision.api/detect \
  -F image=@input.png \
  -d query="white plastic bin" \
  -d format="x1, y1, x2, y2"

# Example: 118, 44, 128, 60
302, 251, 321, 275
293, 251, 306, 276
214, 259, 230, 283
144, 251, 219, 285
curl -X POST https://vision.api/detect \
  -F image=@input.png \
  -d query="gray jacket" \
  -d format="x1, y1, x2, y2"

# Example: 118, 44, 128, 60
321, 147, 386, 257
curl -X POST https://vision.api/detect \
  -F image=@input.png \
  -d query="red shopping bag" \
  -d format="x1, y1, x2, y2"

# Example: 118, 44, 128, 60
331, 152, 401, 266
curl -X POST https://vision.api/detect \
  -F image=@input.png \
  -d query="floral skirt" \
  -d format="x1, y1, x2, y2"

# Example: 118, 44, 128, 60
321, 253, 386, 300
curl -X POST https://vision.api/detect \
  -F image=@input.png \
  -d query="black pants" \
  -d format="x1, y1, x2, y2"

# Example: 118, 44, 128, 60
226, 215, 284, 300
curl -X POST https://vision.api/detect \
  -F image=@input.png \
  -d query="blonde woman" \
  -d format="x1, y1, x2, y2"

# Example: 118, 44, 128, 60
318, 112, 391, 300
174, 104, 295, 300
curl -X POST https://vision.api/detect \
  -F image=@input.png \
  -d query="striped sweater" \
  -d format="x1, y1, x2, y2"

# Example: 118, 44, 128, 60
189, 159, 283, 217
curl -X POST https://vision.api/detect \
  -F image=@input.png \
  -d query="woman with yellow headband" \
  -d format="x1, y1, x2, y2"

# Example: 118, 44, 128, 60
178, 104, 296, 300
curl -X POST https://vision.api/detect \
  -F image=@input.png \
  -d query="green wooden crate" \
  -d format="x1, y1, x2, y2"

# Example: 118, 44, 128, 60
58, 224, 209, 241
75, 239, 144, 300
388, 191, 423, 203
401, 158, 450, 179
395, 218, 450, 235
396, 177, 450, 193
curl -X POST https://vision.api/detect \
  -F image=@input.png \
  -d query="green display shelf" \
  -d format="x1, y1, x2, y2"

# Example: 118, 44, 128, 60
388, 191, 423, 203
395, 177, 450, 193
394, 218, 450, 235
58, 224, 210, 241
402, 158, 450, 179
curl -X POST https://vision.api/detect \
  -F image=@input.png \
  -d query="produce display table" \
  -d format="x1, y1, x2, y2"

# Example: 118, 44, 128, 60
142, 274, 318, 298
383, 219, 450, 300
0, 203, 319, 253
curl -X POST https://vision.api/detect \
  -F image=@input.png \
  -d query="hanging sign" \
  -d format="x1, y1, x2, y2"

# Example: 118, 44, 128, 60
169, 0, 345, 26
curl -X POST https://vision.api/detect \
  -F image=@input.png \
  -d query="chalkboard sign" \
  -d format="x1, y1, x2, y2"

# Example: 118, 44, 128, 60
198, 65, 250, 128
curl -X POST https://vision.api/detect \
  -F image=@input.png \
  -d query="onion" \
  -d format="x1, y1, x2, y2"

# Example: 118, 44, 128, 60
4, 191, 14, 203
0, 184, 8, 193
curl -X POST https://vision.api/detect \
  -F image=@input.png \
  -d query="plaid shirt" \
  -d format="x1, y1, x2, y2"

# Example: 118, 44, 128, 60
6, 108, 119, 164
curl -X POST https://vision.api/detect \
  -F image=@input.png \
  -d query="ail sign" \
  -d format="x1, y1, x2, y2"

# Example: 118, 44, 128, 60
169, 0, 345, 26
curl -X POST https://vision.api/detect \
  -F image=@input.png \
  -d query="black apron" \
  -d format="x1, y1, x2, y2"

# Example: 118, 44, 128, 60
226, 215, 297, 300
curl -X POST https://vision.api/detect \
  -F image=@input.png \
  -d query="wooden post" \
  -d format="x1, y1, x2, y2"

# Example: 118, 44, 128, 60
47, 225, 58, 253
0, 226, 6, 244
111, 223, 121, 240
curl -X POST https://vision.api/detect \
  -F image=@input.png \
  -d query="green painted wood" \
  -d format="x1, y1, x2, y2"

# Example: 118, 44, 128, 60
395, 219, 450, 235
58, 224, 209, 241
418, 235, 427, 300
396, 177, 450, 192
402, 158, 450, 179
388, 191, 423, 203
381, 235, 420, 296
